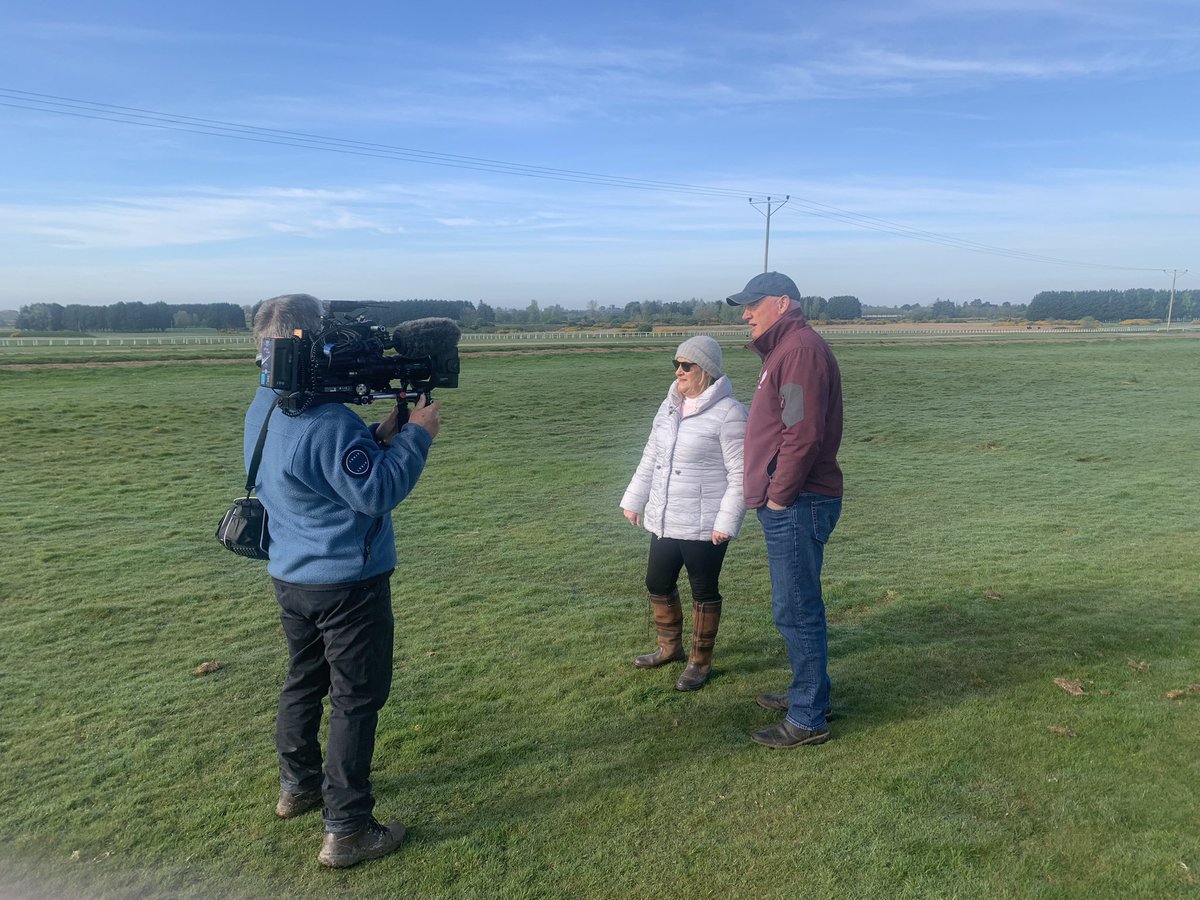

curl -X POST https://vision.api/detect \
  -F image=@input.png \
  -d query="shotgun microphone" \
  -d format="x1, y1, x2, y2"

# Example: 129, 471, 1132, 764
390, 317, 462, 359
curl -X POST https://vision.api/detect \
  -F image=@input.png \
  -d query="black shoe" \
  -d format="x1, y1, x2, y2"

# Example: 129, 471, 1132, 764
275, 788, 322, 819
754, 694, 838, 720
750, 719, 830, 748
318, 818, 406, 868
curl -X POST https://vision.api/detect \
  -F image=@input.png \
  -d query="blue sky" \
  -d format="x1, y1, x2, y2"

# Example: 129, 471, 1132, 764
1, 0, 1197, 309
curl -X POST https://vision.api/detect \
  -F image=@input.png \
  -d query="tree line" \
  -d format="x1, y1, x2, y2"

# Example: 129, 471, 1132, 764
1025, 289, 1197, 323
483, 295, 864, 328
866, 298, 1029, 321
246, 299, 481, 328
15, 301, 246, 332
12, 288, 1195, 333
12, 296, 866, 332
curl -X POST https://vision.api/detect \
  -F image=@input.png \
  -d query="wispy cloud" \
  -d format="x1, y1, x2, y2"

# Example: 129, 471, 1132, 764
9, 21, 176, 43
8, 17, 347, 52
821, 47, 1140, 81
849, 0, 1190, 31
307, 26, 1192, 128
0, 187, 402, 249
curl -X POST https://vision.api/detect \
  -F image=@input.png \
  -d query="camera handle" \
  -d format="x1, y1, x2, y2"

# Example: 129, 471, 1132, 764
366, 389, 435, 424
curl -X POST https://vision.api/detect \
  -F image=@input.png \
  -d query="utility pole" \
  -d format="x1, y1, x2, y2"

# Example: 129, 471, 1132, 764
749, 196, 789, 272
1163, 268, 1188, 330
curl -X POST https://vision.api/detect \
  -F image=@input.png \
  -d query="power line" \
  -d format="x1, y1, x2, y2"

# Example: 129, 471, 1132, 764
0, 88, 749, 197
0, 87, 1179, 274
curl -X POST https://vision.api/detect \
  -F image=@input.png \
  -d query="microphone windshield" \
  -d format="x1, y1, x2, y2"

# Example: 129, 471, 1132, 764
391, 317, 462, 358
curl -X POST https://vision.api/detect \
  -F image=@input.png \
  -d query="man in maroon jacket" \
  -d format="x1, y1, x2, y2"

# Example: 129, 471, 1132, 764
726, 272, 844, 748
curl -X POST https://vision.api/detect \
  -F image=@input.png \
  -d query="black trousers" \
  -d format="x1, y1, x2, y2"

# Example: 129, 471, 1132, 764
644, 533, 728, 603
272, 572, 394, 835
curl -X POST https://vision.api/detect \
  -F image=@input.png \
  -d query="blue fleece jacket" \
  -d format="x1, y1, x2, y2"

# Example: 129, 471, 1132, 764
244, 386, 432, 585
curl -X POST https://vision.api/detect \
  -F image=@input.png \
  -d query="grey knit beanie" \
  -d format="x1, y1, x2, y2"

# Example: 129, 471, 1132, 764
674, 335, 723, 380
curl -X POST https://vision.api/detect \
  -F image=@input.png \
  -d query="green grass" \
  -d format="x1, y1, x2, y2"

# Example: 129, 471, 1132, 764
1, 337, 1198, 898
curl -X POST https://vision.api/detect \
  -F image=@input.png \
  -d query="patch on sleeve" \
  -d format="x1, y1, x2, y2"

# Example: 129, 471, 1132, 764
342, 446, 373, 478
780, 383, 805, 428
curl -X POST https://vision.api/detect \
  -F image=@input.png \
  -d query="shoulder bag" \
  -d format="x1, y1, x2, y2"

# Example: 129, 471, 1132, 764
215, 400, 278, 560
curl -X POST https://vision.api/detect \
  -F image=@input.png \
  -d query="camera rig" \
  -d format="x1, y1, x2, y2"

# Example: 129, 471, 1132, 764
259, 301, 461, 416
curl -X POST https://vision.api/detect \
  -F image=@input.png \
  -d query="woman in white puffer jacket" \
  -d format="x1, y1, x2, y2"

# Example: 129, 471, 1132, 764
620, 336, 747, 691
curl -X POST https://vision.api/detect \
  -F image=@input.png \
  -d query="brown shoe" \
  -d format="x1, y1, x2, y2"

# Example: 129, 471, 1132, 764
750, 720, 830, 749
633, 591, 685, 668
674, 661, 710, 691
317, 818, 406, 868
275, 788, 322, 819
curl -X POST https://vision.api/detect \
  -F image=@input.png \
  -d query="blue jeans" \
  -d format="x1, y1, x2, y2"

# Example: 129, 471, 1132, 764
757, 493, 842, 731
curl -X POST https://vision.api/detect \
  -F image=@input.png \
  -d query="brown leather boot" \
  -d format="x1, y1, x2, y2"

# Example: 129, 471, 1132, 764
317, 818, 407, 868
675, 598, 722, 691
633, 590, 685, 668
275, 787, 322, 818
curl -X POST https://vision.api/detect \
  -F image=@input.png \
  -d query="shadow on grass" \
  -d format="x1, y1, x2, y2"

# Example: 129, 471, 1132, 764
825, 582, 1197, 728
254, 576, 1198, 871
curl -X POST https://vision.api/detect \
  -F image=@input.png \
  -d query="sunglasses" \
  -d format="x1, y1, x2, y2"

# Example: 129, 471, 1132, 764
672, 359, 697, 372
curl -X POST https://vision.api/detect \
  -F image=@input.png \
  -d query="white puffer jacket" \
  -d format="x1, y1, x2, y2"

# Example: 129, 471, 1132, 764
621, 375, 748, 541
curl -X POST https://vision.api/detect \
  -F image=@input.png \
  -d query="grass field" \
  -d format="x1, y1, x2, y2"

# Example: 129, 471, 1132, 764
1, 334, 1198, 899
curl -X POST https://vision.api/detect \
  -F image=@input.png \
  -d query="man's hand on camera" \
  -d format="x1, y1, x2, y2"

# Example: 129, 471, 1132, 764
375, 404, 404, 447
407, 394, 441, 439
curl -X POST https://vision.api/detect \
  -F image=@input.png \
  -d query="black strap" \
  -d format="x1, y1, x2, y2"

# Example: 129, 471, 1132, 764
245, 399, 280, 496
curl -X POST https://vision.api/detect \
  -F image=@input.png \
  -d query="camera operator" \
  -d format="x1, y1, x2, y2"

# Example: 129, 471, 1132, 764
246, 293, 440, 868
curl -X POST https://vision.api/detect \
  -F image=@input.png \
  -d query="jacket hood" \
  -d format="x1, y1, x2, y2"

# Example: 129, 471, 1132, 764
668, 373, 734, 413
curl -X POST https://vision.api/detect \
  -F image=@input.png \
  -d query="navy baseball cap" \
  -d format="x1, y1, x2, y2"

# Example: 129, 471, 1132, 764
726, 271, 800, 306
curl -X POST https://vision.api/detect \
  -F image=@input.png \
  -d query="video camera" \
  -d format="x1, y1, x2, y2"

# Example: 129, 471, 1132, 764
259, 301, 461, 415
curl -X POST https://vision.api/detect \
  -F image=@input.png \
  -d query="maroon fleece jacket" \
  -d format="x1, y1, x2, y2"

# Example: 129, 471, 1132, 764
743, 308, 843, 507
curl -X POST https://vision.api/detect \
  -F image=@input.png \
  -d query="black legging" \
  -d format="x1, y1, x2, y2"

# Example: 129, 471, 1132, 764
644, 533, 728, 603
